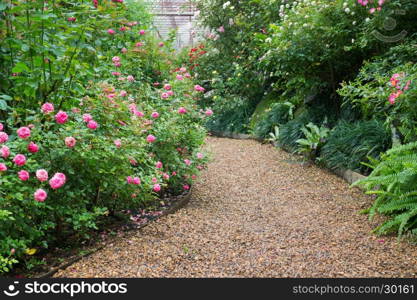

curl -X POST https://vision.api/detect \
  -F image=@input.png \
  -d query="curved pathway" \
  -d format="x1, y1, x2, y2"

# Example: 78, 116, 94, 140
55, 137, 417, 277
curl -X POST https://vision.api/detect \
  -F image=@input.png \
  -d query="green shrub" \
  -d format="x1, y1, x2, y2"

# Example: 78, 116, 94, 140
320, 120, 391, 174
253, 102, 294, 139
354, 142, 417, 237
296, 123, 330, 160
278, 112, 311, 152
205, 96, 255, 134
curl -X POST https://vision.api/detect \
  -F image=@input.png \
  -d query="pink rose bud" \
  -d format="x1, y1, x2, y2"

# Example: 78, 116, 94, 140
36, 169, 48, 182
41, 102, 54, 114
87, 120, 98, 130
178, 107, 187, 114
27, 142, 39, 153
0, 163, 7, 172
0, 145, 10, 158
82, 113, 93, 122
114, 139, 122, 148
0, 132, 8, 144
13, 154, 26, 166
17, 127, 31, 139
151, 112, 159, 119
55, 111, 68, 124
18, 170, 30, 181
153, 184, 161, 192
65, 137, 76, 148
34, 189, 47, 202
146, 135, 156, 143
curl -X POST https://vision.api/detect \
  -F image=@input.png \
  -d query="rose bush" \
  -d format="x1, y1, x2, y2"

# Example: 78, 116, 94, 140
0, 0, 209, 273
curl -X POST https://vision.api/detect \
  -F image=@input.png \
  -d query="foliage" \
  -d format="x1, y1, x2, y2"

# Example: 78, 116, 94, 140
0, 0, 209, 274
320, 120, 391, 174
296, 122, 330, 160
338, 40, 417, 142
354, 142, 417, 237
253, 102, 294, 139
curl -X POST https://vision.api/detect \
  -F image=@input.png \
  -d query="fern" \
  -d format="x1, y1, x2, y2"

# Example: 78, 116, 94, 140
354, 141, 417, 238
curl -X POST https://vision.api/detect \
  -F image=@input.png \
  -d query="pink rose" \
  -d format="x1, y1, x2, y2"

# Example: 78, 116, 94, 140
133, 177, 141, 185
0, 123, 3, 131
196, 152, 204, 159
1, 145, 10, 158
13, 154, 26, 166
153, 184, 161, 192
49, 173, 66, 189
163, 173, 170, 180
55, 111, 68, 124
17, 127, 31, 139
158, 42, 164, 47
112, 56, 120, 63
205, 109, 213, 116
36, 169, 48, 182
194, 85, 205, 92
172, 171, 177, 176
34, 189, 47, 202
146, 135, 156, 143
176, 75, 183, 80
82, 113, 93, 122
178, 107, 187, 114
112, 71, 121, 76
0, 132, 8, 144
107, 29, 116, 35
87, 120, 98, 130
27, 142, 39, 153
161, 92, 169, 99
120, 90, 127, 97
127, 176, 134, 184
135, 111, 145, 117
127, 75, 135, 82
185, 73, 191, 78
65, 137, 76, 148
167, 90, 174, 96
191, 174, 197, 180
179, 67, 186, 73
121, 48, 128, 54
155, 161, 163, 169
184, 159, 192, 166
41, 102, 54, 114
0, 163, 7, 172
151, 112, 159, 119
164, 84, 172, 91
114, 139, 122, 148
18, 170, 30, 181
152, 177, 158, 183
135, 42, 143, 47
139, 29, 146, 35
183, 184, 190, 190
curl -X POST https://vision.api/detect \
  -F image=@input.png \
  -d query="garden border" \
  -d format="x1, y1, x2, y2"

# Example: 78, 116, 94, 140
209, 131, 367, 186
35, 187, 193, 278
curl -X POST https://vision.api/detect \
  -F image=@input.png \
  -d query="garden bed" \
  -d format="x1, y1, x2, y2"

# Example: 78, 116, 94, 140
11, 188, 193, 278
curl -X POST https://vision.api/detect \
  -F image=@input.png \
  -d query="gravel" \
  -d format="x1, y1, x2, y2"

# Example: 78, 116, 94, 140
54, 137, 417, 277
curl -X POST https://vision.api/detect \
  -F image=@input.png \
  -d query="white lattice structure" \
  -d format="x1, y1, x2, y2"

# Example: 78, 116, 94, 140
145, 0, 200, 48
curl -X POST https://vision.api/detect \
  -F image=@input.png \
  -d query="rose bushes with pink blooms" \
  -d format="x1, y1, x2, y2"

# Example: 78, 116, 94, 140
0, 0, 209, 274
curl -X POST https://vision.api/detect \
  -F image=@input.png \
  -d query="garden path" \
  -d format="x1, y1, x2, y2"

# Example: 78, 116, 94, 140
55, 137, 417, 277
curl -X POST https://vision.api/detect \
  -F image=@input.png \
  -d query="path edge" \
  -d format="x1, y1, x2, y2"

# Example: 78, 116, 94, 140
209, 131, 367, 186
35, 187, 193, 278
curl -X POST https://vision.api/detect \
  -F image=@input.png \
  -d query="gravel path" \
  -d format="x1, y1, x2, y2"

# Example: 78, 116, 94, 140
55, 137, 417, 277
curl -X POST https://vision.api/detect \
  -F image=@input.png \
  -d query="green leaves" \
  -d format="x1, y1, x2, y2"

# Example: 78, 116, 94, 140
12, 62, 30, 73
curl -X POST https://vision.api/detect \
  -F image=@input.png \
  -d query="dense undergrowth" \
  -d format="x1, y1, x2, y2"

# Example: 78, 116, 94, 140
0, 0, 211, 273
187, 0, 417, 238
